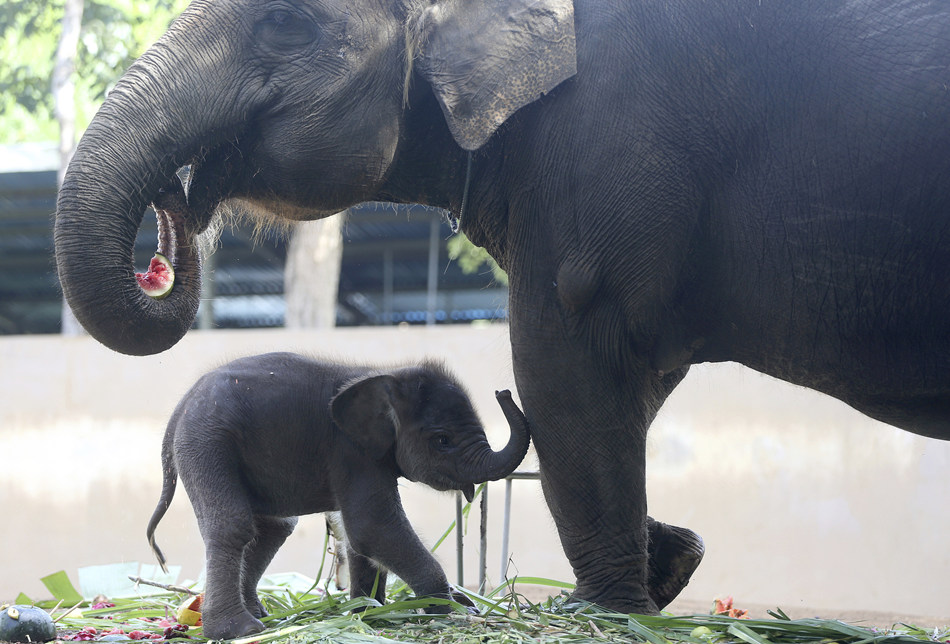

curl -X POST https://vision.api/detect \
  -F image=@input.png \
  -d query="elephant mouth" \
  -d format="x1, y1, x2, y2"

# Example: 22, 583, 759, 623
134, 143, 238, 300
133, 213, 180, 299
421, 473, 476, 503
134, 174, 198, 301
153, 183, 188, 264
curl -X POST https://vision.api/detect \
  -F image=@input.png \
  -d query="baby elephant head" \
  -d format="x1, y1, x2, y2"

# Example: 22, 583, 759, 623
330, 362, 529, 501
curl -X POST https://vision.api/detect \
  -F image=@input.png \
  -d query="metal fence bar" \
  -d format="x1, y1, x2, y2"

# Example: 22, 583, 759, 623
456, 471, 541, 592
455, 492, 464, 586
500, 478, 512, 581
505, 471, 542, 480
479, 486, 488, 593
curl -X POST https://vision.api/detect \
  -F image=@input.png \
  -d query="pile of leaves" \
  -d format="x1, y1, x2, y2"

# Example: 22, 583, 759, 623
14, 574, 950, 644
19, 593, 195, 642
11, 499, 950, 643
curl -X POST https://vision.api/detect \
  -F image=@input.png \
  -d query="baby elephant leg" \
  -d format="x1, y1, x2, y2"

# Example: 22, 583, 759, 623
346, 545, 388, 606
193, 494, 265, 639
341, 497, 452, 614
242, 516, 298, 618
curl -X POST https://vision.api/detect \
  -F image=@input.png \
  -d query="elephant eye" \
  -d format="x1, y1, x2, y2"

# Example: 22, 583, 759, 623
432, 433, 452, 451
254, 9, 317, 51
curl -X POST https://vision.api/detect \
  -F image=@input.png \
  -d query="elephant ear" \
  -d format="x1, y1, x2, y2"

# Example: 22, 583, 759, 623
412, 0, 577, 151
330, 374, 400, 461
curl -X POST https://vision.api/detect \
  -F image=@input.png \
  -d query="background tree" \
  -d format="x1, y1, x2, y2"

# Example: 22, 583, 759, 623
284, 217, 344, 329
1, 0, 188, 332
52, 0, 85, 334
0, 0, 188, 144
447, 233, 508, 286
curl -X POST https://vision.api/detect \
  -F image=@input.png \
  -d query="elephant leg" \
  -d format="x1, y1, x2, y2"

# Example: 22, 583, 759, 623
191, 488, 264, 639
340, 492, 452, 613
508, 288, 688, 613
346, 545, 388, 606
646, 517, 705, 609
520, 368, 660, 611
516, 340, 705, 611
241, 516, 298, 618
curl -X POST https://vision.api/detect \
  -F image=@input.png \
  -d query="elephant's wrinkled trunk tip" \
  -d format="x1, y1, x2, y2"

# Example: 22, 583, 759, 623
479, 389, 531, 482
495, 388, 530, 441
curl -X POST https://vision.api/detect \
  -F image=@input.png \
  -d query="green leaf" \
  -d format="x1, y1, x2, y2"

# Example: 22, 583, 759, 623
232, 624, 307, 644
40, 570, 83, 605
727, 622, 772, 644
446, 233, 508, 285
504, 576, 575, 590
625, 616, 673, 644
14, 592, 32, 605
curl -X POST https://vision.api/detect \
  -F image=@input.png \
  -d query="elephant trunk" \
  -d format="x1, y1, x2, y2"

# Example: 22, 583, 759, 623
54, 6, 254, 355
55, 119, 202, 354
457, 390, 531, 484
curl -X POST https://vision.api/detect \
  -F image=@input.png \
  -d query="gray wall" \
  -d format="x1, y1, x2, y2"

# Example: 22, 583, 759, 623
1, 326, 947, 615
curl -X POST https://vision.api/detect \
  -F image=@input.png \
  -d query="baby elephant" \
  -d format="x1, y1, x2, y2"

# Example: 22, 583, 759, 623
146, 352, 530, 640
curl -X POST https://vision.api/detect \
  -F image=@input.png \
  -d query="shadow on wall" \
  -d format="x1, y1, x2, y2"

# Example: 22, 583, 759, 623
1, 325, 948, 615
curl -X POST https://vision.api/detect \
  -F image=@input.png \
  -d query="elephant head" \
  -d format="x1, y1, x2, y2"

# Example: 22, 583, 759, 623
330, 364, 530, 501
54, 0, 576, 355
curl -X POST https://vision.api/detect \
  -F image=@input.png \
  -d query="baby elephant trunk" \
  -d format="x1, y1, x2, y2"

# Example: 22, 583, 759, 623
459, 390, 531, 483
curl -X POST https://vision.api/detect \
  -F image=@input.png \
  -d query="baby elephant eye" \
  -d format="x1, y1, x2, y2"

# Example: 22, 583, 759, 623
432, 434, 452, 450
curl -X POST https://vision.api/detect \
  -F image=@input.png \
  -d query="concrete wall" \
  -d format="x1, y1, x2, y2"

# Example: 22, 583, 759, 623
1, 326, 948, 616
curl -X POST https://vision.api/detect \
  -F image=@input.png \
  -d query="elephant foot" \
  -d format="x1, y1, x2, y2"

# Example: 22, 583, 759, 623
563, 521, 704, 614
445, 585, 475, 608
245, 597, 268, 619
417, 589, 458, 615
569, 579, 658, 616
422, 602, 453, 615
201, 611, 264, 640
647, 521, 705, 610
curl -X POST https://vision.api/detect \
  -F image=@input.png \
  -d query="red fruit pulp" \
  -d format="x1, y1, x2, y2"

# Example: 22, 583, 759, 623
135, 254, 174, 299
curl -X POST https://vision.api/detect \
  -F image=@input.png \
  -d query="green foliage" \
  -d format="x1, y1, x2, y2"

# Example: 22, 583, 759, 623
40, 570, 84, 605
44, 578, 950, 644
0, 0, 188, 144
447, 233, 508, 286
20, 504, 950, 644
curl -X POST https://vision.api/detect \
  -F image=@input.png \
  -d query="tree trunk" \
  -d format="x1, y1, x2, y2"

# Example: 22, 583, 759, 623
284, 214, 344, 329
54, 0, 85, 336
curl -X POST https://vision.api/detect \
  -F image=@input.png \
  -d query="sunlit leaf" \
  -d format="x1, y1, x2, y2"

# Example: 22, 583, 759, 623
40, 570, 83, 605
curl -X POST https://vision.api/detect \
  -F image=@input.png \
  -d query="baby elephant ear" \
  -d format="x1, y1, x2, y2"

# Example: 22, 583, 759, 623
330, 375, 399, 461
413, 0, 577, 151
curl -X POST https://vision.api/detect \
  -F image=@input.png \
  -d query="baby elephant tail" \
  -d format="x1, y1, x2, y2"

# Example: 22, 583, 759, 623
145, 433, 178, 574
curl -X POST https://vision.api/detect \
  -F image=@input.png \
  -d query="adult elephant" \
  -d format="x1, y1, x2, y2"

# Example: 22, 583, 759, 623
55, 0, 950, 614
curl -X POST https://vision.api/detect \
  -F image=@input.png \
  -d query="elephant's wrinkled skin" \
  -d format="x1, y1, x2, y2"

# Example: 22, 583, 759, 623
146, 352, 530, 639
57, 0, 950, 614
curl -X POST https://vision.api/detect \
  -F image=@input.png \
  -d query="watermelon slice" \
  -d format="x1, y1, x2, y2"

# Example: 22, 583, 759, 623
135, 253, 175, 300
